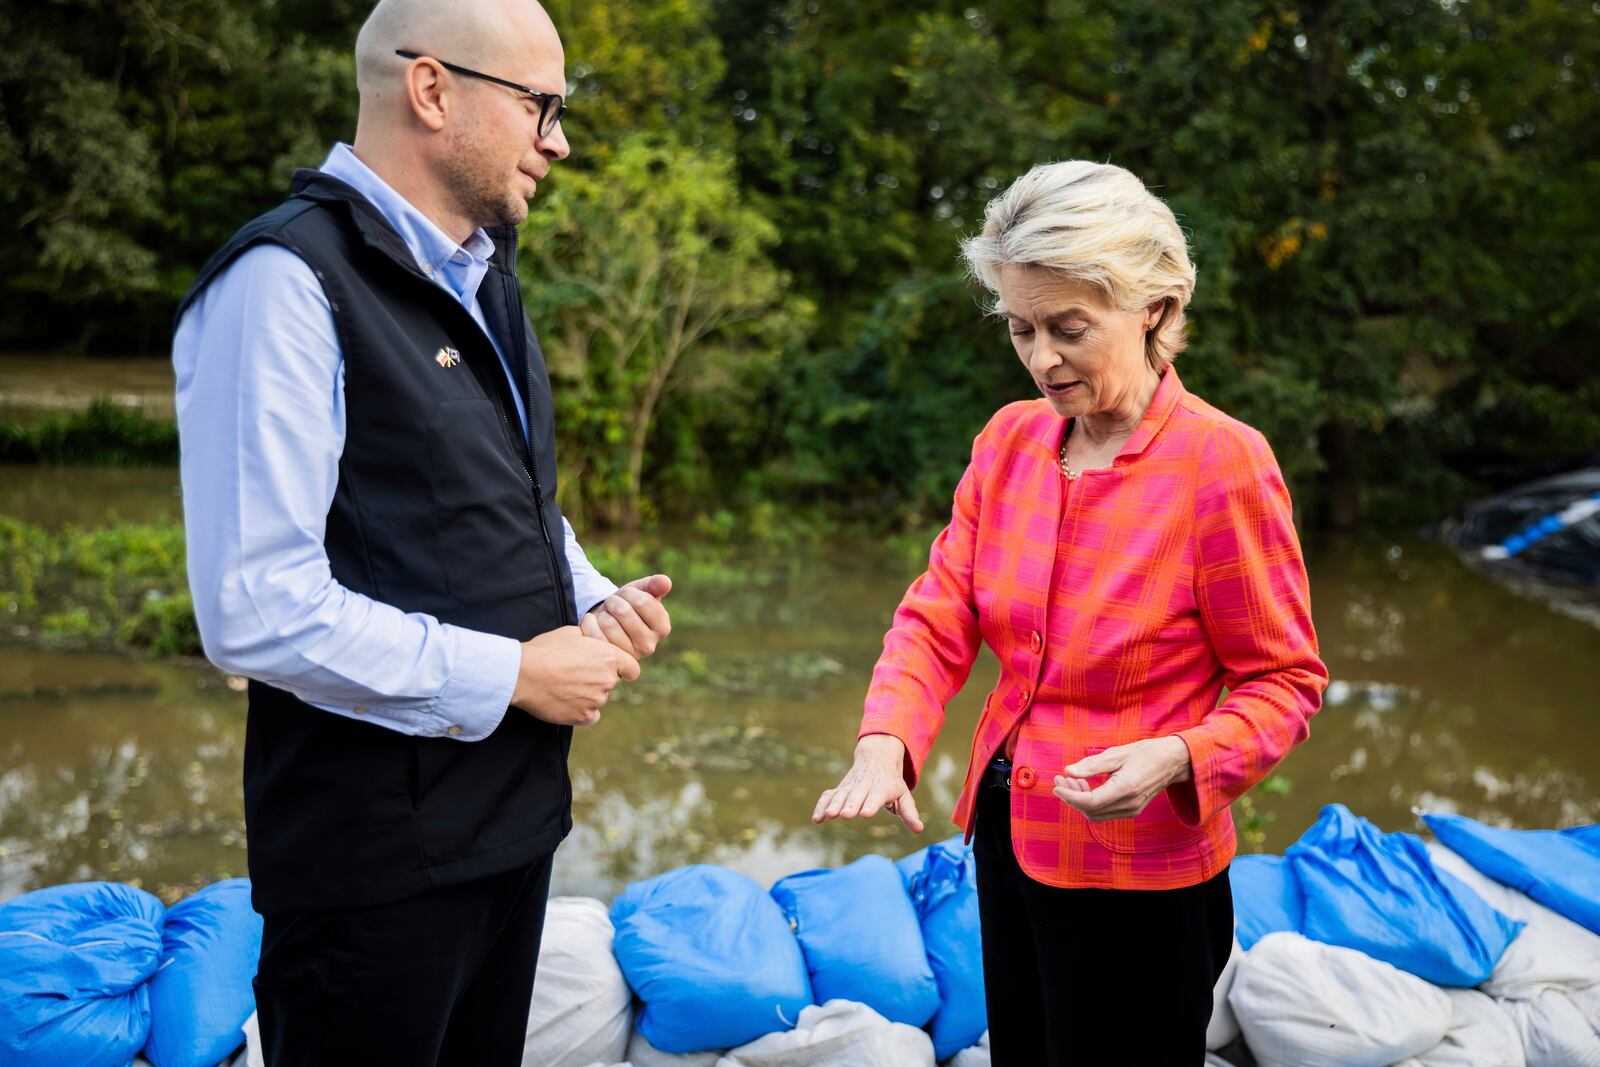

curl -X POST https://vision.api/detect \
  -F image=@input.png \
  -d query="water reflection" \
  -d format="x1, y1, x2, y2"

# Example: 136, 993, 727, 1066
0, 355, 175, 420
0, 533, 1595, 903
0, 465, 182, 528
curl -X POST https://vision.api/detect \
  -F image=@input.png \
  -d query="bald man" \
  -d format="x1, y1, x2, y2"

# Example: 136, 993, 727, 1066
172, 2, 671, 1062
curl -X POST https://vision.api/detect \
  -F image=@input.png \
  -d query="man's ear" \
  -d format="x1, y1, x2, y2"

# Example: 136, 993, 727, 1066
402, 56, 450, 133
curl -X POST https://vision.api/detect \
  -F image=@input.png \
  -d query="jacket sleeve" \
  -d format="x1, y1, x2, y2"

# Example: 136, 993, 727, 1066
857, 411, 1009, 787
1168, 421, 1329, 826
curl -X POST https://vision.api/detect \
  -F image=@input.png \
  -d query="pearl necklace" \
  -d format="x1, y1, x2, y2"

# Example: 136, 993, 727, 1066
1059, 431, 1081, 480
1059, 422, 1132, 480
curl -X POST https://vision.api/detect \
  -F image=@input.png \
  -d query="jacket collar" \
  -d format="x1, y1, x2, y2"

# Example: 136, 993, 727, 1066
1110, 366, 1185, 464
289, 168, 519, 277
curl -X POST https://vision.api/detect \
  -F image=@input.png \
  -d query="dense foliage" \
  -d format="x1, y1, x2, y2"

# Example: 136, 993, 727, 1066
4, 0, 1595, 528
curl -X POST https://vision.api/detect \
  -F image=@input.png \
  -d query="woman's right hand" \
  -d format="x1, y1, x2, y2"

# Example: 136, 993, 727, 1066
812, 734, 925, 833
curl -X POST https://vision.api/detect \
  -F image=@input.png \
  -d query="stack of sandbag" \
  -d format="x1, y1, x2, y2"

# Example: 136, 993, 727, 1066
1228, 853, 1303, 949
1423, 829, 1600, 1066
1423, 812, 1600, 937
0, 882, 167, 1067
610, 865, 813, 1055
1205, 936, 1243, 1052
1392, 988, 1527, 1067
521, 897, 632, 1067
770, 856, 938, 1030
899, 838, 986, 1060
624, 1026, 720, 1067
584, 1001, 934, 1067
947, 1030, 989, 1067
1230, 931, 1454, 1066
144, 878, 263, 1067
1285, 804, 1524, 987
711, 1000, 934, 1066
0, 878, 262, 1067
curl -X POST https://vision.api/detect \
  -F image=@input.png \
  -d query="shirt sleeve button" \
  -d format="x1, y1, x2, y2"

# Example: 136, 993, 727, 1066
446, 725, 462, 736
353, 706, 366, 715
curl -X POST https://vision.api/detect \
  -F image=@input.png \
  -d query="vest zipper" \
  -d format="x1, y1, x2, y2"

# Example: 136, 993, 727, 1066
503, 227, 573, 626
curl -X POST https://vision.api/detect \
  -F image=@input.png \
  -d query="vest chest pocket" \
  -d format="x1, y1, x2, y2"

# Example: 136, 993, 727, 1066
428, 398, 551, 605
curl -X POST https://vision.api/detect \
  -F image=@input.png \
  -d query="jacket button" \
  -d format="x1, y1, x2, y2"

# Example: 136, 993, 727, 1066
446, 725, 462, 736
1030, 631, 1043, 653
1015, 766, 1037, 789
1020, 688, 1032, 706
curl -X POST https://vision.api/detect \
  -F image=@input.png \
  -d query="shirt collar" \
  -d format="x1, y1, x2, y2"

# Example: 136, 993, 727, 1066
318, 143, 495, 300
1115, 366, 1186, 462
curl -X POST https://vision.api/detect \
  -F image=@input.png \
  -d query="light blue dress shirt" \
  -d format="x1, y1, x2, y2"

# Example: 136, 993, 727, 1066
174, 143, 617, 742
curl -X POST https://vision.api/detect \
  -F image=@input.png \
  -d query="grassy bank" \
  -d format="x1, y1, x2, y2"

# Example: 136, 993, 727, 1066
0, 517, 196, 654
0, 401, 178, 466
0, 508, 928, 659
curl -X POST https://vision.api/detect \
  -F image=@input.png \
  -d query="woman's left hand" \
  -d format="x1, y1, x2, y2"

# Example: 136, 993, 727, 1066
1054, 736, 1193, 822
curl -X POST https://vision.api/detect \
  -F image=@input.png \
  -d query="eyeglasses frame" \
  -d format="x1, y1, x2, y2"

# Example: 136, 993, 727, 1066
394, 49, 567, 138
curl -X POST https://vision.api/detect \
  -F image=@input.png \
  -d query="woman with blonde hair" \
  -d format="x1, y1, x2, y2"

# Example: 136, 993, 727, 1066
814, 161, 1328, 1064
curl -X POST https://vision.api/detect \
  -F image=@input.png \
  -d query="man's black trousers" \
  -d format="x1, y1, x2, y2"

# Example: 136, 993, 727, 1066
973, 774, 1234, 1066
253, 852, 554, 1066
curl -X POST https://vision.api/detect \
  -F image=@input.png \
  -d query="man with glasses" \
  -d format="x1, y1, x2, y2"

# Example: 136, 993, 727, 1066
171, 1, 672, 1062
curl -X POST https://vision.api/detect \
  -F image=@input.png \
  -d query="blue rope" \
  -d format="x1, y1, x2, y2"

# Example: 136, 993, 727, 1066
1481, 490, 1600, 561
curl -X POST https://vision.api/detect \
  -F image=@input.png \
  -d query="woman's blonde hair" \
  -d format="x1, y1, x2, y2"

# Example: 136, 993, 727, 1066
961, 161, 1196, 372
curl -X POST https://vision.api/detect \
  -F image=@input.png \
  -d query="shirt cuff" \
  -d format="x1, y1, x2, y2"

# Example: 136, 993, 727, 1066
573, 574, 620, 617
428, 627, 521, 741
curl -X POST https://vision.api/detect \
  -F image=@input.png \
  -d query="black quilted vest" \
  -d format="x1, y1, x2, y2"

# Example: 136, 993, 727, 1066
177, 169, 577, 912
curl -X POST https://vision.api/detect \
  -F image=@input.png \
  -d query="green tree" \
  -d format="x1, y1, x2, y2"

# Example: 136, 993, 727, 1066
521, 136, 809, 529
0, 0, 353, 351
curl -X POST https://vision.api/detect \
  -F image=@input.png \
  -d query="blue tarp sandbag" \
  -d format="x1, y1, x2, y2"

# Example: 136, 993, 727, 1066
895, 832, 963, 886
896, 845, 929, 887
0, 881, 166, 1067
611, 865, 812, 1053
771, 854, 938, 1028
1560, 823, 1600, 854
1287, 804, 1523, 986
1423, 812, 1600, 936
1229, 854, 1303, 950
904, 838, 985, 1060
143, 878, 262, 1067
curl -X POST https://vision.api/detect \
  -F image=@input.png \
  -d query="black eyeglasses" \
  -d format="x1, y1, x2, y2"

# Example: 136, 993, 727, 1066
395, 50, 567, 138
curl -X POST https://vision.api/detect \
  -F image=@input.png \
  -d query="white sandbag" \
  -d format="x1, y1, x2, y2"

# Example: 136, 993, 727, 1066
1500, 991, 1600, 1067
1229, 932, 1451, 1067
1426, 843, 1600, 1002
1576, 984, 1600, 1029
713, 1000, 934, 1067
1392, 988, 1525, 1067
625, 1024, 721, 1067
236, 1011, 261, 1067
523, 897, 633, 1067
947, 1031, 989, 1067
1206, 937, 1243, 1050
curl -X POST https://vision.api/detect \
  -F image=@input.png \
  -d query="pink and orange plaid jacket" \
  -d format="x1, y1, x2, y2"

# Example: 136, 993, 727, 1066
859, 369, 1328, 890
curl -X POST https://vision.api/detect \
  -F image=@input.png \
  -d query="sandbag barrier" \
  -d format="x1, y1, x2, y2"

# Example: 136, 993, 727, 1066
4, 806, 1599, 1067
0, 878, 260, 1067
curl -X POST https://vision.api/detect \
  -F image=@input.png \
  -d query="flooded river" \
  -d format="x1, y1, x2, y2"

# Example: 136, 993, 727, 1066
2, 465, 1598, 904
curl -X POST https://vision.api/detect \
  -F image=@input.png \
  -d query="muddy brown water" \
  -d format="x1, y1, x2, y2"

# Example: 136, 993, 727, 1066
2, 470, 1598, 904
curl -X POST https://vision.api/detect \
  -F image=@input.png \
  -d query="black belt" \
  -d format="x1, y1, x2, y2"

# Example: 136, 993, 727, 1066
982, 756, 1014, 791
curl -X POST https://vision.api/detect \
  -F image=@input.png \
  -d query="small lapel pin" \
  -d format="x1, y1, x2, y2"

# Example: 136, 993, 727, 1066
434, 346, 461, 368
